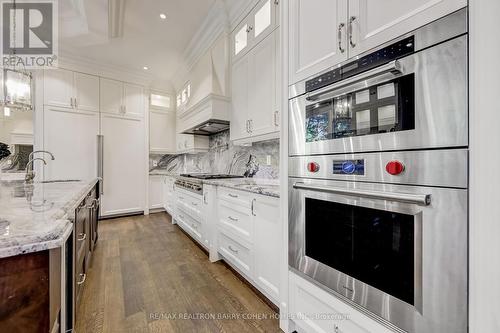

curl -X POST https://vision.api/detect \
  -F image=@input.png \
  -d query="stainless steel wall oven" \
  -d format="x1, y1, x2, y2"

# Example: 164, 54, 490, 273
288, 9, 468, 333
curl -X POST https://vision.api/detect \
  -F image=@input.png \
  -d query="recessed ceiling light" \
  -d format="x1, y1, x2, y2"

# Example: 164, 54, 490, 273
159, 13, 167, 20
143, 66, 149, 70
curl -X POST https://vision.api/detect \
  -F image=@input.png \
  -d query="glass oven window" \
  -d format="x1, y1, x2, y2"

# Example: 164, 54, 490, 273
305, 74, 415, 143
305, 198, 415, 305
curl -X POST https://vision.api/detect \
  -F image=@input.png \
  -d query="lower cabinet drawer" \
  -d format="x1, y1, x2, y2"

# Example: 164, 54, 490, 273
177, 210, 202, 242
218, 231, 252, 276
218, 202, 252, 243
291, 273, 394, 333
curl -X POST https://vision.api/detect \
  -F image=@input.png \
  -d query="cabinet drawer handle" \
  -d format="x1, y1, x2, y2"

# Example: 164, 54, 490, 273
349, 16, 357, 48
78, 233, 87, 241
191, 202, 198, 206
338, 23, 346, 53
228, 193, 238, 198
228, 216, 239, 222
251, 198, 256, 216
228, 245, 239, 254
192, 224, 198, 230
77, 273, 86, 285
274, 111, 279, 127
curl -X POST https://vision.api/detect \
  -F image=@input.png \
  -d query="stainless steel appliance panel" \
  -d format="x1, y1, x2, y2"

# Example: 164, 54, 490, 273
289, 35, 467, 155
289, 149, 468, 189
289, 177, 468, 333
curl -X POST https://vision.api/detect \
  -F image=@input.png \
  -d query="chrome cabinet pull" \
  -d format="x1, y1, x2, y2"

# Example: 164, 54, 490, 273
274, 111, 279, 127
77, 273, 86, 285
338, 23, 346, 53
74, 98, 78, 109
249, 119, 253, 133
192, 202, 198, 206
274, 0, 279, 4
228, 193, 238, 198
251, 198, 256, 216
203, 192, 208, 204
77, 233, 87, 241
349, 16, 357, 48
228, 216, 239, 222
228, 245, 239, 254
293, 182, 431, 206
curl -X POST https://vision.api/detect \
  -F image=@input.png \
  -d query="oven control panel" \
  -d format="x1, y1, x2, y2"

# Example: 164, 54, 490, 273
333, 160, 365, 175
305, 35, 415, 93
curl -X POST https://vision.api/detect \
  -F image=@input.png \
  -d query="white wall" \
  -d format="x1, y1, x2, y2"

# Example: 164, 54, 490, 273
469, 0, 500, 332
0, 109, 33, 144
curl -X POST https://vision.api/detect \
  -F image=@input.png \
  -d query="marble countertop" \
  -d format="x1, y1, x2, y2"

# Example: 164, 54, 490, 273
149, 170, 280, 198
203, 178, 280, 198
0, 178, 99, 258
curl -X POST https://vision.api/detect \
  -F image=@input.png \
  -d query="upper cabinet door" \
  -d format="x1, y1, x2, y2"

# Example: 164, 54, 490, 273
74, 73, 99, 112
100, 78, 123, 115
248, 31, 278, 138
43, 68, 74, 109
230, 56, 250, 142
289, 0, 348, 85
232, 20, 250, 62
123, 83, 144, 119
348, 0, 466, 57
251, 0, 278, 47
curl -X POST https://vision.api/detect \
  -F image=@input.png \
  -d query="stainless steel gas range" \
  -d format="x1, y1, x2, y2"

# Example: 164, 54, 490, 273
175, 174, 244, 194
288, 9, 468, 333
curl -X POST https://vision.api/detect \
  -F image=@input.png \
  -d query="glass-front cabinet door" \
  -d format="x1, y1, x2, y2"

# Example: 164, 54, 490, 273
232, 0, 278, 62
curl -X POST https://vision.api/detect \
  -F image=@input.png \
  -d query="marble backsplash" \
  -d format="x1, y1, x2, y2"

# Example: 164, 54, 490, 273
150, 130, 279, 179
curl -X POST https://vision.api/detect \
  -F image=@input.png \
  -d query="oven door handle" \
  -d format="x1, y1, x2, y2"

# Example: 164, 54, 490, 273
306, 60, 403, 102
293, 182, 431, 206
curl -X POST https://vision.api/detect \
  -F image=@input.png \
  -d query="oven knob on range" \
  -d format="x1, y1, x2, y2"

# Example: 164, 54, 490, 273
307, 162, 320, 173
386, 161, 405, 175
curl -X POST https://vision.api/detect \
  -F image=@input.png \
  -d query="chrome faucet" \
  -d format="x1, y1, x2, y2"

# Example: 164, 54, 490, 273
25, 158, 47, 183
29, 150, 55, 161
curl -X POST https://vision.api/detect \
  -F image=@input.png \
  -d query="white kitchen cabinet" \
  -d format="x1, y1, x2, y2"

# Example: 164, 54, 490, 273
288, 0, 466, 85
289, 0, 348, 85
290, 272, 394, 333
43, 106, 99, 181
44, 69, 99, 112
43, 69, 74, 109
100, 79, 144, 118
232, 0, 279, 62
230, 30, 280, 144
248, 30, 278, 138
253, 195, 280, 303
123, 83, 145, 118
349, 0, 466, 57
100, 78, 123, 114
176, 133, 209, 154
149, 175, 163, 210
230, 55, 249, 141
162, 176, 177, 217
100, 113, 145, 217
150, 110, 176, 154
215, 187, 281, 306
74, 72, 100, 112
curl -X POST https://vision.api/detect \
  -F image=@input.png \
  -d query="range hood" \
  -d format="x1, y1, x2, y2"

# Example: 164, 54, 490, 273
182, 119, 229, 135
177, 94, 231, 136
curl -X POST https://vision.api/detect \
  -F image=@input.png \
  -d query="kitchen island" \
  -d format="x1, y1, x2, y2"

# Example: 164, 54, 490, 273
0, 178, 99, 333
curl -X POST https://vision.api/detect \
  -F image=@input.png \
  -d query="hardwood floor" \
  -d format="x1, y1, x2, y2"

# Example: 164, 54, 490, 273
75, 213, 281, 333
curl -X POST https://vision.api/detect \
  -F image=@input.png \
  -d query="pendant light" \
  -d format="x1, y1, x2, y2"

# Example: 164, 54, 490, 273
2, 0, 33, 112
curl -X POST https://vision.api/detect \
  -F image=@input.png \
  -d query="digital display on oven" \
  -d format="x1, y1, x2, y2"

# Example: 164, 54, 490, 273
333, 160, 365, 175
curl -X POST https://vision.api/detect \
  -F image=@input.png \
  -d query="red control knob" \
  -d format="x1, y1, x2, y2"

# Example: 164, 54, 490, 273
307, 162, 320, 173
386, 161, 405, 175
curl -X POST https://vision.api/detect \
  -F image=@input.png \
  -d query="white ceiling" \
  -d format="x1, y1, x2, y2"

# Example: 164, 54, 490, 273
59, 0, 220, 88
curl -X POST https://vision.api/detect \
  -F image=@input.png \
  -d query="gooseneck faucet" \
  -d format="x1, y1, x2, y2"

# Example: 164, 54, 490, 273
25, 158, 47, 183
29, 150, 55, 161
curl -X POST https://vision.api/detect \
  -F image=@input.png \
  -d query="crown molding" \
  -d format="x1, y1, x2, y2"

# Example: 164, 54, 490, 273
57, 50, 155, 87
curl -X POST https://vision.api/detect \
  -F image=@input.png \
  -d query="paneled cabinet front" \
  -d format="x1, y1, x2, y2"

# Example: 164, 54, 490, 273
230, 30, 280, 143
288, 0, 466, 85
216, 188, 281, 305
44, 68, 99, 112
100, 78, 144, 119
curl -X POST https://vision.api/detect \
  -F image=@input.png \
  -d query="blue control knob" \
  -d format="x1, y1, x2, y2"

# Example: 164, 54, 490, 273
342, 161, 356, 174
